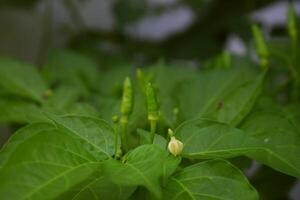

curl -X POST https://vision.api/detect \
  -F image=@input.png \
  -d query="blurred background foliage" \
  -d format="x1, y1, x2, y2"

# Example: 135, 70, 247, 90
0, 0, 297, 66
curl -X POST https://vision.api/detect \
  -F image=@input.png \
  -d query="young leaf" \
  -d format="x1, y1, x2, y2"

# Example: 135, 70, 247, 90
137, 129, 167, 150
162, 159, 259, 200
0, 58, 47, 102
0, 119, 124, 200
103, 145, 167, 199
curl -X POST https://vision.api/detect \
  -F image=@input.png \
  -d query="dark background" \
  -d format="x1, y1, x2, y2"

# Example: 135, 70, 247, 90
0, 0, 299, 66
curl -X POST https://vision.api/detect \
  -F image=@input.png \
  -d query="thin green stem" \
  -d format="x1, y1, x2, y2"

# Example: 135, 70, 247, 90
113, 123, 119, 158
121, 121, 128, 151
150, 120, 157, 144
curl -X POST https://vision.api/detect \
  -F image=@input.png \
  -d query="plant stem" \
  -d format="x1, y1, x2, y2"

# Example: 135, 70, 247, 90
113, 123, 119, 158
121, 120, 128, 151
150, 120, 157, 144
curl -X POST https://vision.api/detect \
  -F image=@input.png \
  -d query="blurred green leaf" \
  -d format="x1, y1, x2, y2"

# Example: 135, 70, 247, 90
177, 68, 262, 125
0, 58, 47, 102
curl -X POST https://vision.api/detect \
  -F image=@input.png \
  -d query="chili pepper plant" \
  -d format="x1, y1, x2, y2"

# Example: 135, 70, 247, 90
0, 5, 300, 200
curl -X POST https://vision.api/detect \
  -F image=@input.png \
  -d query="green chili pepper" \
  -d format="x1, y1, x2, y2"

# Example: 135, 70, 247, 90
146, 83, 159, 121
287, 4, 298, 42
146, 82, 159, 143
120, 77, 133, 116
252, 24, 269, 69
120, 77, 134, 151
112, 115, 119, 158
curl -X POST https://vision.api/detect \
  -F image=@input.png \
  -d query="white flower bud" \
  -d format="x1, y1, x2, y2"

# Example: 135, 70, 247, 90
168, 136, 183, 156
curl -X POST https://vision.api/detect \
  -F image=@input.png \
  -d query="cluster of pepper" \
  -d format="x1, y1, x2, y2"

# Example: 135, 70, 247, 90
112, 75, 183, 157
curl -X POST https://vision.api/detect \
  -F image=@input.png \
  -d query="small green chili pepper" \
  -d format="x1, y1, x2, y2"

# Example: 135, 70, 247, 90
146, 83, 159, 121
120, 77, 133, 116
252, 24, 269, 59
287, 4, 298, 42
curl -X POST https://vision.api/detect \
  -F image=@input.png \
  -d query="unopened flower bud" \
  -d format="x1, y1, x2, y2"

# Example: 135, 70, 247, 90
168, 136, 183, 156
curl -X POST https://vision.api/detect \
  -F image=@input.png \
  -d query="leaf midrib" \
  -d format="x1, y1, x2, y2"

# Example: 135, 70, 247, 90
22, 161, 99, 200
53, 120, 110, 157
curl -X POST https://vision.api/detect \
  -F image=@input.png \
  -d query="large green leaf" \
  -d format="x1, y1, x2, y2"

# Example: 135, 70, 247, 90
177, 68, 264, 125
241, 111, 300, 178
0, 58, 47, 102
0, 117, 129, 200
47, 114, 116, 157
103, 145, 167, 199
0, 97, 46, 123
163, 159, 258, 200
175, 119, 258, 159
175, 111, 300, 178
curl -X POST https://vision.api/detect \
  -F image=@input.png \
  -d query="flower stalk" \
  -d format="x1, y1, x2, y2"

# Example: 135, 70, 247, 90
112, 115, 119, 158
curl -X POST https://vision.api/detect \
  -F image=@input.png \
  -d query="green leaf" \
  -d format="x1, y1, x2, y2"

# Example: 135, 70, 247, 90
44, 50, 99, 94
0, 120, 129, 200
150, 63, 197, 126
175, 119, 258, 159
0, 58, 47, 102
162, 159, 258, 200
241, 111, 300, 178
176, 111, 300, 178
43, 85, 81, 111
137, 130, 181, 183
47, 114, 116, 157
177, 68, 263, 125
162, 155, 181, 185
0, 97, 47, 124
103, 145, 167, 199
200, 71, 265, 125
137, 129, 167, 150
